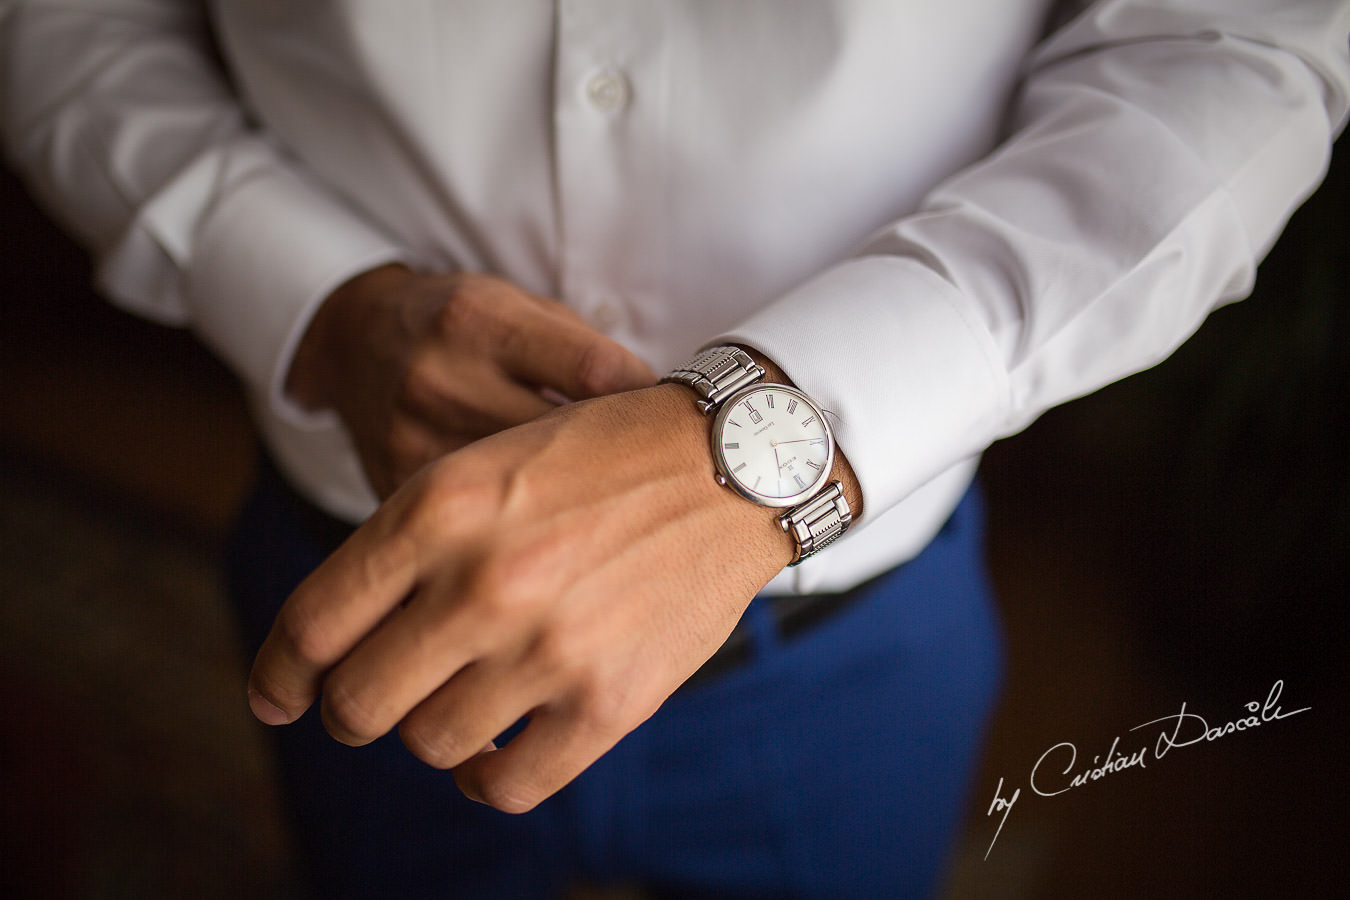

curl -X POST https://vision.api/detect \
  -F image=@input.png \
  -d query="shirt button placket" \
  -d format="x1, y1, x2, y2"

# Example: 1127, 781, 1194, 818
555, 4, 663, 334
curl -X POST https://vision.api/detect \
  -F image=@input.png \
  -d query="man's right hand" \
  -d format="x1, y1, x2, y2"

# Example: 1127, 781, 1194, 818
286, 264, 657, 498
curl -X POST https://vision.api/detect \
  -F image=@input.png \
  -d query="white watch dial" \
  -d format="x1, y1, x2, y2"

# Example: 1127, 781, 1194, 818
711, 384, 834, 507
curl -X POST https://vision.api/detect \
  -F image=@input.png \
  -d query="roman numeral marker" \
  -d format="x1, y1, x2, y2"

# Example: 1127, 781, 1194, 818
733, 462, 748, 473
787, 399, 798, 414
766, 395, 775, 409
801, 416, 816, 428
723, 442, 740, 450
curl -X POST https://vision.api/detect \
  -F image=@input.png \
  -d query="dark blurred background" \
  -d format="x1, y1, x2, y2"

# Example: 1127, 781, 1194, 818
2, 136, 1345, 898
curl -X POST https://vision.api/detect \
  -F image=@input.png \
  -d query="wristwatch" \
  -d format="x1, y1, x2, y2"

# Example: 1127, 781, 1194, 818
662, 345, 852, 565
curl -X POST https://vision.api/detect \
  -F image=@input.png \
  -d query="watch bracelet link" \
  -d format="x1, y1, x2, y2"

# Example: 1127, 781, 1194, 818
780, 481, 852, 566
661, 346, 766, 414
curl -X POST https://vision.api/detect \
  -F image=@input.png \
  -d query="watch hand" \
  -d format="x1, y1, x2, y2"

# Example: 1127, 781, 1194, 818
774, 446, 784, 471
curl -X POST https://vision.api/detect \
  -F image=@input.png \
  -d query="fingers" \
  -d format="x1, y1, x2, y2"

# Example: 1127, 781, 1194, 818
399, 349, 557, 436
314, 565, 501, 746
396, 275, 654, 450
395, 652, 542, 771
500, 302, 657, 400
245, 383, 735, 816
246, 502, 423, 725
451, 703, 643, 814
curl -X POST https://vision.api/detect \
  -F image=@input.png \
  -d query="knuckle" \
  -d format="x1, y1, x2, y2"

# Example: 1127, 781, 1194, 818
465, 529, 570, 628
398, 357, 444, 411
351, 529, 417, 598
406, 460, 501, 538
436, 285, 484, 334
320, 679, 387, 745
398, 719, 466, 770
466, 556, 539, 626
499, 460, 546, 521
276, 602, 340, 670
528, 627, 589, 682
429, 456, 500, 510
573, 679, 633, 736
436, 275, 509, 338
418, 454, 467, 500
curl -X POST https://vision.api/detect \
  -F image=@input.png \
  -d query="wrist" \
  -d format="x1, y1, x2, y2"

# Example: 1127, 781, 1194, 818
647, 382, 800, 569
733, 346, 864, 522
662, 344, 860, 566
286, 262, 415, 411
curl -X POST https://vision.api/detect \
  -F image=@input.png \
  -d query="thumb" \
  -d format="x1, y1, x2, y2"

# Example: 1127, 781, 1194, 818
505, 308, 657, 399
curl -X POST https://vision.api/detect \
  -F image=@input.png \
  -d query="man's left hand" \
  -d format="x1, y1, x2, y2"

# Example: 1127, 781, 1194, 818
246, 383, 797, 812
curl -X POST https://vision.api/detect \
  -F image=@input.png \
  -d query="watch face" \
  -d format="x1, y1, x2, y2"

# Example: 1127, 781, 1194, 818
711, 384, 834, 507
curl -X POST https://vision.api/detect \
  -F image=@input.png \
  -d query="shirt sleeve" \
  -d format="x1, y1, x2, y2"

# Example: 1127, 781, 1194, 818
716, 0, 1350, 522
0, 0, 410, 426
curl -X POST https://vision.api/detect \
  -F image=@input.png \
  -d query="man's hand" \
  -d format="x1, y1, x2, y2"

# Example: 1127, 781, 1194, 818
286, 264, 657, 498
246, 384, 801, 812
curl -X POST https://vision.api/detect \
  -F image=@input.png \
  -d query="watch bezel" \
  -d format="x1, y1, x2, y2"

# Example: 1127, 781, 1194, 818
710, 383, 835, 509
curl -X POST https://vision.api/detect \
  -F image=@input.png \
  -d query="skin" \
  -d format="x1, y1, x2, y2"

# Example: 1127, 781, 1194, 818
256, 265, 862, 812
286, 263, 658, 499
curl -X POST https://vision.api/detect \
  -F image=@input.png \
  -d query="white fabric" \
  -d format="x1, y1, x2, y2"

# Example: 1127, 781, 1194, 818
3, 0, 1347, 593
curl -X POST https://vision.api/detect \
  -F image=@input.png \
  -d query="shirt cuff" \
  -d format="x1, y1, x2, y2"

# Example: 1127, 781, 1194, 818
713, 255, 1011, 522
183, 163, 410, 428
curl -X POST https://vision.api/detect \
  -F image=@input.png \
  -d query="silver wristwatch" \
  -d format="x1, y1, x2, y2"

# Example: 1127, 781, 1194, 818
663, 345, 852, 565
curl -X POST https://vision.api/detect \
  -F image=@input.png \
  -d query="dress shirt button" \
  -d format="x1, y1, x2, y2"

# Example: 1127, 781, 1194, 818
590, 299, 622, 331
585, 69, 630, 113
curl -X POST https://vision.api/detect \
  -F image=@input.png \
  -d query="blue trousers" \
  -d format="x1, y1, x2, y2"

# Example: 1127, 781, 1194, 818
228, 463, 1003, 899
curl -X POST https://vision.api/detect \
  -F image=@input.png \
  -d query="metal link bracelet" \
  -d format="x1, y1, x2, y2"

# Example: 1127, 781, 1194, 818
661, 346, 766, 414
779, 481, 852, 565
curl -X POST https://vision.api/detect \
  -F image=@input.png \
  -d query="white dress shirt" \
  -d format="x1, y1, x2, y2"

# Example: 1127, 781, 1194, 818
3, 1, 1347, 594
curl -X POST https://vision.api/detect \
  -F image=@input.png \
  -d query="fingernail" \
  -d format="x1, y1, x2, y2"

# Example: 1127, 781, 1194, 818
248, 689, 291, 726
538, 386, 571, 406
